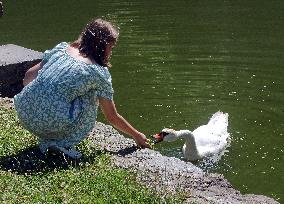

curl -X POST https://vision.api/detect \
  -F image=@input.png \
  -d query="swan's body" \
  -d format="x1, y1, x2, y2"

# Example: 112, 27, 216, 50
155, 111, 230, 161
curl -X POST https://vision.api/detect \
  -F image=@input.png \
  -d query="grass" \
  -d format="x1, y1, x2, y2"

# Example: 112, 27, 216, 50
0, 107, 184, 203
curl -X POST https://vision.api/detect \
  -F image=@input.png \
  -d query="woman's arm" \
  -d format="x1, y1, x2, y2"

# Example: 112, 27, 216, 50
23, 61, 43, 86
99, 97, 151, 148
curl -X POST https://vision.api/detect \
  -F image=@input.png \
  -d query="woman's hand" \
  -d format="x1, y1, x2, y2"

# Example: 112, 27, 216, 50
133, 133, 152, 149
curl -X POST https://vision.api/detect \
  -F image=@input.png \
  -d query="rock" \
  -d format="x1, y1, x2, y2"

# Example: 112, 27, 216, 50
89, 122, 279, 204
0, 44, 43, 97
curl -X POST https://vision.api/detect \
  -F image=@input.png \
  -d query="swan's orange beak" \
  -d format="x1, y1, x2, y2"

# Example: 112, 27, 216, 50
154, 133, 161, 139
153, 132, 163, 144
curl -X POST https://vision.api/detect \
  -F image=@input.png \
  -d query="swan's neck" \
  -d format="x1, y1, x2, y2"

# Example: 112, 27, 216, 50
177, 130, 199, 158
176, 130, 193, 138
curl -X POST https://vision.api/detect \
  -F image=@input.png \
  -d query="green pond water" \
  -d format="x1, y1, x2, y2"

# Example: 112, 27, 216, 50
1, 0, 283, 202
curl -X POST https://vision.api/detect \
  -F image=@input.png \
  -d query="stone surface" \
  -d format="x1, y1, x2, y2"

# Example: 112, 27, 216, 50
0, 44, 43, 97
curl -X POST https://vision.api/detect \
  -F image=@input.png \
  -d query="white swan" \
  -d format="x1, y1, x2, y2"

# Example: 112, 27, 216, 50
154, 111, 230, 161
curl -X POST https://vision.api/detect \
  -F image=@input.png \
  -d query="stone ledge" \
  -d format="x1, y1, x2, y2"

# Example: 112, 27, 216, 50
0, 44, 43, 97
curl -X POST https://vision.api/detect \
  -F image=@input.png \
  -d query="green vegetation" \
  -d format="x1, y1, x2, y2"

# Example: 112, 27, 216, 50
0, 107, 183, 203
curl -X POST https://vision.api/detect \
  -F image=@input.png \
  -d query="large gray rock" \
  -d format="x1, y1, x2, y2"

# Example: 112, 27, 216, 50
89, 123, 279, 204
0, 44, 43, 97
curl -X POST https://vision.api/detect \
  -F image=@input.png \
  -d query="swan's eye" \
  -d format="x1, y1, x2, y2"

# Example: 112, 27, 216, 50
161, 132, 169, 137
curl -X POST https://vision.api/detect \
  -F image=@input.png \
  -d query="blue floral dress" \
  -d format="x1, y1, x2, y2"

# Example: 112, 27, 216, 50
14, 42, 114, 151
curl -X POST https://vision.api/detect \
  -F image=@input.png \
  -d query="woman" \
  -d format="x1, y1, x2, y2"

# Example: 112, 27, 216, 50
14, 18, 151, 159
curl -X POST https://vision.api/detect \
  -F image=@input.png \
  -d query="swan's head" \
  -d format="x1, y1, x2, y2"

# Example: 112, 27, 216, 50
153, 128, 179, 143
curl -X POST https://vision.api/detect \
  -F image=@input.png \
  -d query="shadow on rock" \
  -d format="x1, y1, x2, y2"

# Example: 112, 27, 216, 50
114, 145, 139, 156
0, 145, 102, 174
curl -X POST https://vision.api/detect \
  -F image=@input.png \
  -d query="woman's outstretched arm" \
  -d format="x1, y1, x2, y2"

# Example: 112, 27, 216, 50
99, 97, 151, 148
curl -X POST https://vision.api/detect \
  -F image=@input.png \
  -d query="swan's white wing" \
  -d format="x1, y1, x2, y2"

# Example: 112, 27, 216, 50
192, 125, 222, 146
181, 111, 230, 161
192, 111, 230, 152
207, 111, 228, 134
197, 139, 228, 158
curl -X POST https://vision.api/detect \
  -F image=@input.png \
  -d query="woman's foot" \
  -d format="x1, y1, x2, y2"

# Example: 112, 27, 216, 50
49, 146, 83, 159
39, 144, 82, 159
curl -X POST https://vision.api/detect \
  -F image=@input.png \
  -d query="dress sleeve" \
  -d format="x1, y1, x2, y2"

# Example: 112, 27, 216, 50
97, 88, 114, 100
42, 42, 68, 63
91, 66, 114, 100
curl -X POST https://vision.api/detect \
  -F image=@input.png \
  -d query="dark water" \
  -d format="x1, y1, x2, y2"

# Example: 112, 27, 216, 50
1, 0, 283, 202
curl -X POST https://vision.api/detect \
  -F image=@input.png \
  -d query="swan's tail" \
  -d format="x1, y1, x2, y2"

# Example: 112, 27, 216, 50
207, 111, 229, 137
207, 111, 228, 126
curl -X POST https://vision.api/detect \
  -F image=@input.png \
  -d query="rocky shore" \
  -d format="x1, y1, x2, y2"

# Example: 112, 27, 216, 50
0, 44, 279, 203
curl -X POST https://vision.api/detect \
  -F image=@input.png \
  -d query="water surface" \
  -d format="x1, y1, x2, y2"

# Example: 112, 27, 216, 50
1, 0, 283, 202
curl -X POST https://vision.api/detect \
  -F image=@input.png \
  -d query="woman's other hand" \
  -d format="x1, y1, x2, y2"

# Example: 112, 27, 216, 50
23, 62, 43, 86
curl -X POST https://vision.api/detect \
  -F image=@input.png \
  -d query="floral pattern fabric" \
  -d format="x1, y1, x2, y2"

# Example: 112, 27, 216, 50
14, 42, 114, 150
